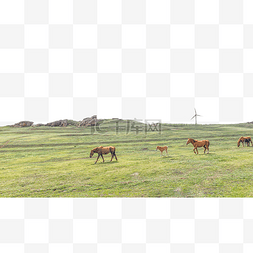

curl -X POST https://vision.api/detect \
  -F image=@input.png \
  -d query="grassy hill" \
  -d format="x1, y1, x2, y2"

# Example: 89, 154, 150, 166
1, 119, 253, 197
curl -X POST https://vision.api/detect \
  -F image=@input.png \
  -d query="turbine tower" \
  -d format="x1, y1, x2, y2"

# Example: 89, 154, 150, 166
191, 108, 201, 125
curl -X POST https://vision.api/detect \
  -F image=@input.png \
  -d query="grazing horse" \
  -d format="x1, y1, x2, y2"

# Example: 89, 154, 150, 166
156, 146, 168, 156
186, 138, 210, 154
90, 146, 117, 164
237, 136, 252, 147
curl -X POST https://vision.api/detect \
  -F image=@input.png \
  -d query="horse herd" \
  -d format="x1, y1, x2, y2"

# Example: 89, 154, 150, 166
90, 136, 252, 164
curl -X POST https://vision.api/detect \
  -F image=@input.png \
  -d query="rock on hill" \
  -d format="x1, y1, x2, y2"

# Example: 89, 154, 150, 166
45, 119, 68, 127
78, 115, 98, 127
11, 121, 34, 127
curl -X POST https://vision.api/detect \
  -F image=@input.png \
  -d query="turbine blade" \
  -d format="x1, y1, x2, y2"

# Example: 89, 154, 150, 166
191, 115, 195, 120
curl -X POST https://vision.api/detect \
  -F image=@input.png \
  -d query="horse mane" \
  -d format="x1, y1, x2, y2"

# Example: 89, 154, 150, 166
238, 137, 244, 142
91, 147, 99, 152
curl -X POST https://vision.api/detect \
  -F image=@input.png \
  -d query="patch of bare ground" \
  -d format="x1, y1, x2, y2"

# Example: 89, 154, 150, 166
0, 140, 11, 148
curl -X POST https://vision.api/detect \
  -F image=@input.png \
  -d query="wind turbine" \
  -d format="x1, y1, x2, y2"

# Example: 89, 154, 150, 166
191, 108, 201, 125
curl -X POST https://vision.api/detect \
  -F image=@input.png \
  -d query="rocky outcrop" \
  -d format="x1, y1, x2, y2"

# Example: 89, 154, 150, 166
78, 115, 98, 127
46, 120, 68, 127
34, 123, 44, 127
10, 116, 100, 128
45, 116, 99, 127
12, 121, 34, 127
34, 120, 79, 127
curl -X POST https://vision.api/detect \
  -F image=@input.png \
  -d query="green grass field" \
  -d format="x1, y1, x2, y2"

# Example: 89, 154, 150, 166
1, 120, 253, 197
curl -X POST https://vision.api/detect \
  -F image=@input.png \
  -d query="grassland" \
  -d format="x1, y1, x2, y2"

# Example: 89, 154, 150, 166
1, 120, 253, 197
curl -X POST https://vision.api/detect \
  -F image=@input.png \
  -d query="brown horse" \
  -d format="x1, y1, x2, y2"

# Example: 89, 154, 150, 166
156, 146, 168, 156
237, 136, 252, 147
186, 138, 210, 154
90, 146, 117, 164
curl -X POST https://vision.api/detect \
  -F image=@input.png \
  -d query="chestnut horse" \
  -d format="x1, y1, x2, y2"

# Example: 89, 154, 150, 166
186, 138, 210, 154
237, 136, 252, 147
90, 146, 117, 164
156, 146, 168, 156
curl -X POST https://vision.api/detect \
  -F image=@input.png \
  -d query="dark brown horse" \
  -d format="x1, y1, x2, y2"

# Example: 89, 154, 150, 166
90, 146, 117, 164
186, 138, 210, 154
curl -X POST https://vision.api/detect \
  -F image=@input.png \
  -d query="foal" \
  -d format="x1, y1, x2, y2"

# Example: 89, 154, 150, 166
156, 146, 168, 156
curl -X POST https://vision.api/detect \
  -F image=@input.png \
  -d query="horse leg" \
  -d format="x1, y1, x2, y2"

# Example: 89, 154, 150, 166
110, 153, 113, 162
196, 148, 198, 154
95, 154, 100, 164
114, 153, 118, 161
101, 154, 105, 163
